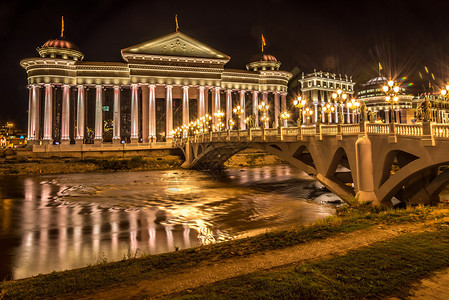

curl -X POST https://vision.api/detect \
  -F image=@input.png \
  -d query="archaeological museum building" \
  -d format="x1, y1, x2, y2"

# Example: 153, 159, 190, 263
20, 30, 292, 145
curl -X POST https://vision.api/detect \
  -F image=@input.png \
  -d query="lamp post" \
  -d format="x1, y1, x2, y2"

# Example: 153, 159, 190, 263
304, 107, 314, 124
228, 118, 235, 130
323, 103, 335, 124
258, 101, 270, 129
214, 110, 225, 131
331, 89, 348, 124
382, 80, 400, 123
346, 98, 361, 123
293, 96, 307, 126
280, 111, 290, 127
233, 105, 244, 130
440, 84, 449, 99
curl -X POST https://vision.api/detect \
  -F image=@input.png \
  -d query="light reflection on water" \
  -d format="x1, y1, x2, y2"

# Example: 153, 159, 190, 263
0, 165, 339, 280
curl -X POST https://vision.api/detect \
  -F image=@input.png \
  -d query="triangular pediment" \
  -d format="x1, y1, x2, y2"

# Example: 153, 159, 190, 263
121, 31, 230, 60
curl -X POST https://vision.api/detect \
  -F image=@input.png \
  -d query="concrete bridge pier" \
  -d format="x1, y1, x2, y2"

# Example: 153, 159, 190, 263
355, 136, 380, 206
181, 141, 193, 169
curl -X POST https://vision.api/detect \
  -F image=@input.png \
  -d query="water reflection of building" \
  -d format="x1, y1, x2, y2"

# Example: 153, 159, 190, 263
21, 29, 291, 145
13, 179, 202, 279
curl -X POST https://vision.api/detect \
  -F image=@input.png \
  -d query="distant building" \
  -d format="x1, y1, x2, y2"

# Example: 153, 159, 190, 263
358, 76, 449, 123
298, 70, 356, 123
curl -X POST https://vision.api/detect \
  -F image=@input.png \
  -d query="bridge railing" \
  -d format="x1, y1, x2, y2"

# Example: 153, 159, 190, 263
341, 124, 360, 134
366, 123, 391, 134
176, 122, 449, 146
321, 125, 338, 135
433, 124, 449, 138
302, 126, 316, 136
396, 124, 423, 136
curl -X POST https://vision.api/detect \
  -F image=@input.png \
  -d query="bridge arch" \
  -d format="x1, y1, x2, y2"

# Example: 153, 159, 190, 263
378, 159, 449, 205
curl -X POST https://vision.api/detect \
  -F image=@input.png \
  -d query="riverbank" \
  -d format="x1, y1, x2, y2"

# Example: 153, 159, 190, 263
0, 148, 285, 175
1, 204, 449, 299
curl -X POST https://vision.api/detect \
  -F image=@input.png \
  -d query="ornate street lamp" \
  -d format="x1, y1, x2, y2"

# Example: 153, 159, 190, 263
280, 111, 290, 127
228, 118, 235, 130
382, 80, 400, 123
293, 96, 307, 126
323, 103, 335, 124
440, 84, 449, 99
332, 89, 348, 124
258, 101, 270, 128
304, 107, 314, 124
233, 105, 245, 130
346, 98, 361, 123
214, 110, 225, 131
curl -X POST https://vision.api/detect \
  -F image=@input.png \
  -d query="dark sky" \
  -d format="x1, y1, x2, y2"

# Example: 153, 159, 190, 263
2, 0, 449, 130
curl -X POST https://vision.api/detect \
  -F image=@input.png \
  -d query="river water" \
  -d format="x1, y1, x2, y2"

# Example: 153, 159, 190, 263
0, 165, 341, 280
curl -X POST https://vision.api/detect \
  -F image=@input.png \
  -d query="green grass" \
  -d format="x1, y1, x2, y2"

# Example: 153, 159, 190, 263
1, 206, 448, 299
168, 229, 449, 299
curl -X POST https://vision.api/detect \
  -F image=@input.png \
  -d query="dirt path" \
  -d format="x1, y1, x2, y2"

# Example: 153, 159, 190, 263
78, 222, 438, 300
400, 268, 449, 299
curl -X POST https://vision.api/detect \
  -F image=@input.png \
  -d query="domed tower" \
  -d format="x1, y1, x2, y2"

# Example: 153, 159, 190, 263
246, 53, 281, 71
20, 17, 84, 145
38, 36, 84, 61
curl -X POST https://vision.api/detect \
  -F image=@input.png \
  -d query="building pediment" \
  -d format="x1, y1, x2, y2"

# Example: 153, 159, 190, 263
121, 31, 230, 61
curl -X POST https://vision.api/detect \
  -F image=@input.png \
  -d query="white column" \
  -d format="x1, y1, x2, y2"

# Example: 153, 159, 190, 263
76, 85, 85, 143
130, 84, 139, 142
149, 84, 156, 141
182, 86, 189, 126
33, 85, 40, 141
112, 85, 121, 142
43, 84, 53, 143
281, 92, 287, 112
385, 110, 390, 123
313, 103, 318, 124
262, 91, 268, 128
321, 103, 326, 123
198, 86, 205, 118
334, 104, 338, 123
166, 85, 173, 139
27, 86, 32, 141
346, 105, 350, 124
141, 85, 149, 143
253, 91, 259, 127
94, 85, 103, 142
240, 90, 246, 129
61, 84, 70, 143
226, 89, 232, 128
274, 91, 280, 128
213, 86, 220, 126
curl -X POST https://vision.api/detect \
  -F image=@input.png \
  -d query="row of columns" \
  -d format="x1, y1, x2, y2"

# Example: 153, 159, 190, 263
27, 84, 287, 144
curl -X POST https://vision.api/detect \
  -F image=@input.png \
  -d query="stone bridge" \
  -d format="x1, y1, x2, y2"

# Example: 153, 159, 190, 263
176, 122, 449, 206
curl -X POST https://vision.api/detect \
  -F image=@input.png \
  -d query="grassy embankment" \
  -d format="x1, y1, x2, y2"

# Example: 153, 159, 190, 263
169, 229, 449, 299
1, 204, 449, 299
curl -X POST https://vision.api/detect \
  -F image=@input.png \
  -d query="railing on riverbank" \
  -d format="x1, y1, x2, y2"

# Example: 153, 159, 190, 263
174, 121, 448, 147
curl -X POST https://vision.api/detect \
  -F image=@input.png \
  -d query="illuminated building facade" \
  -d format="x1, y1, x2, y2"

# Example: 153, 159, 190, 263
358, 76, 449, 123
298, 70, 356, 123
21, 31, 291, 145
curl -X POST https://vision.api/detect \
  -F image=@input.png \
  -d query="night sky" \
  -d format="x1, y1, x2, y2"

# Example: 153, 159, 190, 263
2, 0, 449, 130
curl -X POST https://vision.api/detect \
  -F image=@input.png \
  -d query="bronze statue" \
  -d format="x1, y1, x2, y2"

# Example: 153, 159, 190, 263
317, 105, 322, 124
361, 102, 367, 122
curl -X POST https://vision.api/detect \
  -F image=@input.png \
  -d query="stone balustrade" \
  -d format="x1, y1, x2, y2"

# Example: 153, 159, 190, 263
174, 122, 445, 147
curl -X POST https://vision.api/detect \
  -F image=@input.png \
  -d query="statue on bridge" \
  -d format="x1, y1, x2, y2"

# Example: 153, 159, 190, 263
416, 97, 432, 122
360, 102, 367, 122
317, 105, 322, 124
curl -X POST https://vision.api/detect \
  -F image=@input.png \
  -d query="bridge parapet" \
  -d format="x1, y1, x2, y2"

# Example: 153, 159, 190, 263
174, 122, 444, 147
